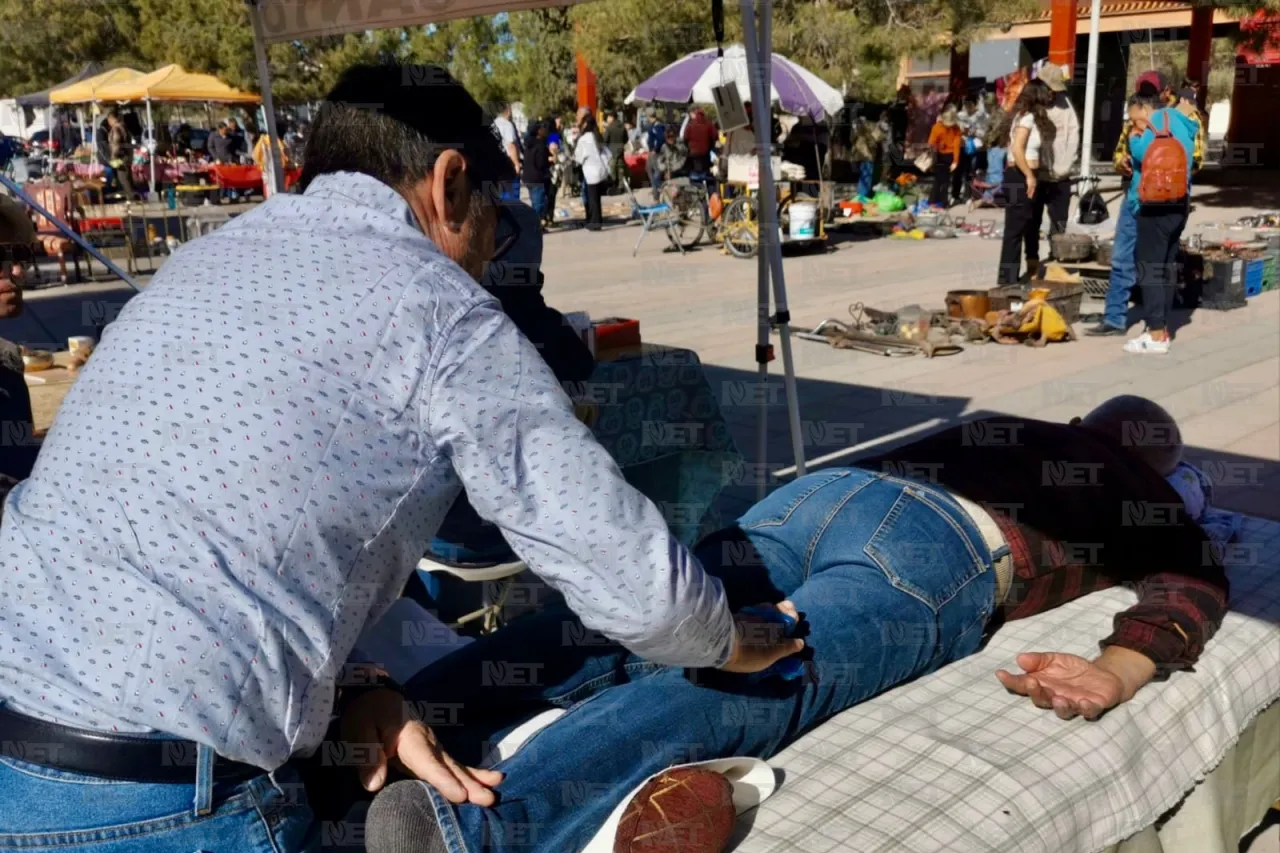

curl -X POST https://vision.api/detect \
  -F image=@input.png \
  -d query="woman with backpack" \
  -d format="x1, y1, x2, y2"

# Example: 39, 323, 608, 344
992, 80, 1056, 284
1121, 91, 1197, 355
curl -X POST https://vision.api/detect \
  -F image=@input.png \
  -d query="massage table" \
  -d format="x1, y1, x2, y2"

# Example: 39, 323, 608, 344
734, 514, 1280, 853
353, 516, 1280, 853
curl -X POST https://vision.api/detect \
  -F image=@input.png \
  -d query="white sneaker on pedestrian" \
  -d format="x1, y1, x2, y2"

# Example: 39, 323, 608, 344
1123, 331, 1170, 354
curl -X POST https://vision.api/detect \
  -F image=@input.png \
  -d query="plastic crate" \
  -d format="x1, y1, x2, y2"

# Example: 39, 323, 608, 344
1201, 256, 1247, 310
1245, 258, 1265, 298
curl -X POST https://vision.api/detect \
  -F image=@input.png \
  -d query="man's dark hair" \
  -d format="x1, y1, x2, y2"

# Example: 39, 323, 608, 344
1128, 92, 1160, 110
1135, 82, 1160, 98
298, 63, 514, 194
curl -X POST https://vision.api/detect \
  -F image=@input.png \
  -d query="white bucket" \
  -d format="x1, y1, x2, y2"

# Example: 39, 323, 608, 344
790, 201, 817, 240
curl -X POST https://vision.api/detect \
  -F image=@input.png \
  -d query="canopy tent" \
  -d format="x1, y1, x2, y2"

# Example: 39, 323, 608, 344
49, 68, 145, 105
246, 0, 807, 486
91, 65, 262, 104
15, 62, 104, 109
625, 44, 843, 122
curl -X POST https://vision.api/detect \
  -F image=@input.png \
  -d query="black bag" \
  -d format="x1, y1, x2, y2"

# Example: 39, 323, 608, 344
1077, 190, 1109, 225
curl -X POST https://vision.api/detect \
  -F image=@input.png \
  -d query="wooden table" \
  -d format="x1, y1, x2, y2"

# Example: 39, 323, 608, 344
25, 351, 78, 438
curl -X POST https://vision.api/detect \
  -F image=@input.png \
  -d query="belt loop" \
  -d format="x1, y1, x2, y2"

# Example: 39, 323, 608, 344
193, 743, 215, 817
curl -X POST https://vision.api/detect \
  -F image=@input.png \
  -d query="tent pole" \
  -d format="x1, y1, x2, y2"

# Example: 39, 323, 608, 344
758, 0, 805, 482
740, 0, 806, 494
248, 0, 286, 194
1079, 0, 1102, 177
741, 0, 772, 499
146, 99, 157, 201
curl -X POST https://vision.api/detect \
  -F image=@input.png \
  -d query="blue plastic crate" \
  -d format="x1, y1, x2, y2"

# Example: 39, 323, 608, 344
1245, 258, 1265, 298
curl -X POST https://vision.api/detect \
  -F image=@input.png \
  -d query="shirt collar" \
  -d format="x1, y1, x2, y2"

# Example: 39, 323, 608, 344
303, 171, 422, 234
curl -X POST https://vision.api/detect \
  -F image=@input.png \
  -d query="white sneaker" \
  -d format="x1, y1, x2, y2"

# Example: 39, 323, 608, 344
1123, 332, 1171, 354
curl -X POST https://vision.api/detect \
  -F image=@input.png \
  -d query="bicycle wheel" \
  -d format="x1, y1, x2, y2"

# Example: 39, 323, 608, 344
671, 193, 707, 249
721, 195, 759, 258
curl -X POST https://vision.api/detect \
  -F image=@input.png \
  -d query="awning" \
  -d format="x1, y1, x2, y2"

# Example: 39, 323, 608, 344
257, 0, 579, 42
987, 1, 1234, 40
15, 63, 104, 109
91, 65, 262, 104
49, 68, 145, 104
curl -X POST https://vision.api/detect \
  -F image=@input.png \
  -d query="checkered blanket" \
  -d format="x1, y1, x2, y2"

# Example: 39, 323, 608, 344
736, 516, 1280, 853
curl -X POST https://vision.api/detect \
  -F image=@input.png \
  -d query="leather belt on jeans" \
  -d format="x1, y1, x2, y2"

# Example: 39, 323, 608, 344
0, 704, 263, 784
945, 490, 1014, 607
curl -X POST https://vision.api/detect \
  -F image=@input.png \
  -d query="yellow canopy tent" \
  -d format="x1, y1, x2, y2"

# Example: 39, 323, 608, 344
49, 68, 145, 104
80, 66, 262, 196
91, 65, 261, 104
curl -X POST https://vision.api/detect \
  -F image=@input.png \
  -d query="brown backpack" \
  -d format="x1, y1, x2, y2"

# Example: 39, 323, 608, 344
1137, 112, 1188, 205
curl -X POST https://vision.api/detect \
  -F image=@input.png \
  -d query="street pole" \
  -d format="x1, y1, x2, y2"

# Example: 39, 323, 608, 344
247, 0, 286, 194
1080, 0, 1102, 176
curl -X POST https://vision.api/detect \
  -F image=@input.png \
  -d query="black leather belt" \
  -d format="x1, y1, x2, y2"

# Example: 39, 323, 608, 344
0, 704, 264, 784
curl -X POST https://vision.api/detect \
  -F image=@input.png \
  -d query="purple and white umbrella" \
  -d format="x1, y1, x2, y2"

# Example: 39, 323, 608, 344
625, 44, 844, 121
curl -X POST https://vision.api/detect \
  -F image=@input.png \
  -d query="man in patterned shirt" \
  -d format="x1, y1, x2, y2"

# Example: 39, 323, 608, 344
366, 395, 1228, 853
1089, 73, 1205, 336
0, 65, 801, 852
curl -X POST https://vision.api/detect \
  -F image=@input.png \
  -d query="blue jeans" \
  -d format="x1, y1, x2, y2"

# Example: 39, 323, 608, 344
986, 147, 1006, 187
526, 183, 548, 221
500, 180, 521, 203
1104, 201, 1138, 329
403, 468, 997, 853
0, 745, 315, 851
857, 160, 874, 198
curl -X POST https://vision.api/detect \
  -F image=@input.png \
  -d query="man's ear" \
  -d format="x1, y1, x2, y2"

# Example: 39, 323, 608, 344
429, 149, 470, 231
1068, 416, 1083, 426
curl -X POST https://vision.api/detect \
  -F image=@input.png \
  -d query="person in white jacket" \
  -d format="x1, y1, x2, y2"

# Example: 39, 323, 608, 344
573, 115, 611, 231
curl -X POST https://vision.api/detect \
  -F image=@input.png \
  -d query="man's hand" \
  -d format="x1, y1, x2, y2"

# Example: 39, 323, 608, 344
950, 160, 958, 172
1025, 174, 1038, 200
995, 647, 1156, 720
1116, 156, 1133, 177
719, 600, 805, 674
341, 687, 503, 804
0, 270, 24, 320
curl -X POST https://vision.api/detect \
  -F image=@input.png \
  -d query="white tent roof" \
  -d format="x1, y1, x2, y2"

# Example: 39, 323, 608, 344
257, 0, 580, 42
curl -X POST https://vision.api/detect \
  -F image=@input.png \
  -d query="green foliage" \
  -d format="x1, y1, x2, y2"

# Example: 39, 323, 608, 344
1, 0, 1277, 115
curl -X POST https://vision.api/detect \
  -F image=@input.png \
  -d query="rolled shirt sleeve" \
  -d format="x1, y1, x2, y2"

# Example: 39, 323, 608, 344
424, 300, 736, 668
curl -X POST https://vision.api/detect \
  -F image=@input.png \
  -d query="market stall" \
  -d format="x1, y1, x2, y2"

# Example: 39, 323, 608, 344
626, 43, 842, 257
85, 65, 262, 198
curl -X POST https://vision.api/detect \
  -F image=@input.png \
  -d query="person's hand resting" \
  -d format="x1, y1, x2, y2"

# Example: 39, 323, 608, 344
341, 687, 504, 805
718, 600, 805, 674
0, 268, 24, 320
1116, 156, 1133, 178
995, 646, 1157, 720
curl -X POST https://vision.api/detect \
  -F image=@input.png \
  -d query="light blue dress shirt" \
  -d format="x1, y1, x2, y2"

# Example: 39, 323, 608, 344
0, 172, 734, 770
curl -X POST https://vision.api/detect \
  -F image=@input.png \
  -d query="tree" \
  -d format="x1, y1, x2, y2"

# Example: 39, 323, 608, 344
0, 0, 142, 97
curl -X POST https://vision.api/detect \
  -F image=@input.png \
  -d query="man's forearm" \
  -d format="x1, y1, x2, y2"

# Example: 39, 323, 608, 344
1092, 645, 1156, 702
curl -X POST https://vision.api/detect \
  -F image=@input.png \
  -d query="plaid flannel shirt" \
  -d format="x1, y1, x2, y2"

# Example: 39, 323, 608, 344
991, 511, 1226, 677
1114, 100, 1205, 174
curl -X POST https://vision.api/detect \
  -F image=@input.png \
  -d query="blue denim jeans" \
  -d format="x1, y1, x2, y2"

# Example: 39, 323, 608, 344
1104, 200, 1138, 329
0, 744, 316, 851
526, 183, 548, 221
857, 160, 874, 198
403, 468, 997, 853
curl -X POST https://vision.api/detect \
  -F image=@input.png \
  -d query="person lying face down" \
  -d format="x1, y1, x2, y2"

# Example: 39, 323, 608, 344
365, 395, 1227, 853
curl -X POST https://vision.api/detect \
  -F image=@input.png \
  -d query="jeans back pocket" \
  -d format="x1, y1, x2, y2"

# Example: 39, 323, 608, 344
863, 485, 987, 613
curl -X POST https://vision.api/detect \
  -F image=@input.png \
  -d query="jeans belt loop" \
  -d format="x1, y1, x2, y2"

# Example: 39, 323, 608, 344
194, 742, 215, 816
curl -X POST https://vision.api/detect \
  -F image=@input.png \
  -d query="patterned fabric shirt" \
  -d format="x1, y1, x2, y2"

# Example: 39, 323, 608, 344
0, 172, 734, 770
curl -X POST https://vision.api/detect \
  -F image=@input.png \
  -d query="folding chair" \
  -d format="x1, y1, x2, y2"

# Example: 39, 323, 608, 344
623, 177, 686, 257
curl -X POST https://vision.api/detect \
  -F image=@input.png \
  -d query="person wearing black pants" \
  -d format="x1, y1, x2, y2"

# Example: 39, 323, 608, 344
1132, 204, 1187, 345
930, 153, 953, 207
998, 168, 1037, 285
584, 181, 604, 231
1031, 177, 1072, 260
